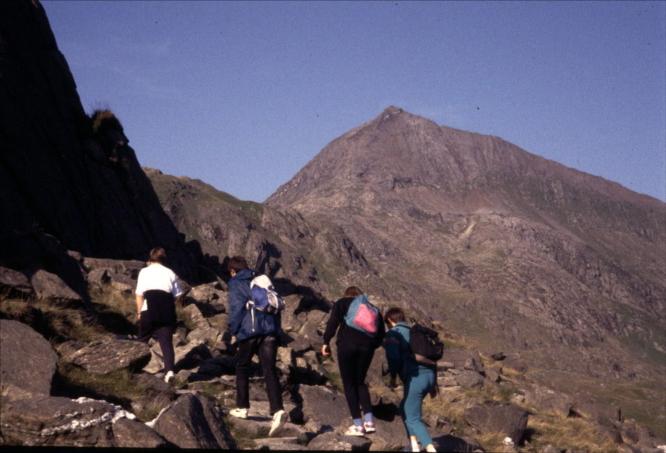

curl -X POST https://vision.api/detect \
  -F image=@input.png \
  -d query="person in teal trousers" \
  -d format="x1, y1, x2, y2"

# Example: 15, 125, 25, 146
384, 307, 437, 452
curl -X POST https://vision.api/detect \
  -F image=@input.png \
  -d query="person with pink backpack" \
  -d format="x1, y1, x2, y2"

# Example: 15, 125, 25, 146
321, 286, 385, 436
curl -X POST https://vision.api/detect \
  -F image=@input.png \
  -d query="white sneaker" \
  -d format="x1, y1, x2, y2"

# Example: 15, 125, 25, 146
229, 407, 248, 419
164, 371, 174, 383
269, 409, 286, 437
344, 424, 366, 436
363, 420, 376, 433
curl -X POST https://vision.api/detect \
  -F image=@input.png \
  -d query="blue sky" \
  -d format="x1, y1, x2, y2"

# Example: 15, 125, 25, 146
43, 1, 665, 202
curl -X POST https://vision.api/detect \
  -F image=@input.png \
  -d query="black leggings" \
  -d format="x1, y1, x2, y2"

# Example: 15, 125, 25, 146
338, 343, 375, 419
153, 326, 175, 373
235, 335, 284, 415
139, 319, 175, 373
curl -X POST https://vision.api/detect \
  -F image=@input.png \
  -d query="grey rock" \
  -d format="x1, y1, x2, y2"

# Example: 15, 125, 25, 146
181, 303, 210, 330
485, 368, 501, 383
59, 339, 151, 374
186, 326, 221, 348
307, 431, 372, 451
455, 370, 485, 388
152, 393, 229, 448
491, 352, 507, 361
112, 417, 169, 448
432, 434, 483, 453
30, 270, 82, 303
523, 385, 573, 417
464, 403, 529, 444
0, 396, 128, 447
0, 320, 57, 401
443, 349, 484, 371
300, 385, 349, 432
0, 266, 33, 297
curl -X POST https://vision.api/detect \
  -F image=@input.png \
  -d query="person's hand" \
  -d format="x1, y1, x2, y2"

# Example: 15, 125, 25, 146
321, 344, 330, 357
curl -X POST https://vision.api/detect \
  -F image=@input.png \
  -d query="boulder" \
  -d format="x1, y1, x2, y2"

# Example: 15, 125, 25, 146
207, 312, 229, 331
129, 373, 177, 419
432, 434, 483, 453
58, 339, 151, 374
485, 368, 501, 383
30, 270, 82, 303
189, 283, 227, 305
300, 384, 349, 432
0, 266, 33, 298
523, 385, 573, 417
181, 303, 210, 330
186, 326, 221, 348
443, 349, 484, 371
0, 319, 57, 401
82, 257, 144, 278
112, 417, 169, 448
455, 370, 485, 389
254, 436, 309, 450
152, 393, 232, 448
463, 403, 529, 444
307, 431, 372, 451
0, 396, 133, 447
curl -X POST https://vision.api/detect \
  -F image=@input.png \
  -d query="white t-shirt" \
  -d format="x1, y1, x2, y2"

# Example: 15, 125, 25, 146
135, 263, 184, 311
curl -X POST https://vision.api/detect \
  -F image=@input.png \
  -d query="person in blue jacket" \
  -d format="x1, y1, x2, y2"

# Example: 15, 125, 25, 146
227, 256, 285, 436
384, 307, 437, 453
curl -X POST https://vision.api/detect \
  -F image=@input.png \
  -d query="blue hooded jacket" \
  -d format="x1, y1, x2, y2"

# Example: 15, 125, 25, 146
228, 269, 280, 341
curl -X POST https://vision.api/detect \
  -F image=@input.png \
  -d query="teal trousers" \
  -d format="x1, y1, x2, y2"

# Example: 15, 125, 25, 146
401, 366, 435, 447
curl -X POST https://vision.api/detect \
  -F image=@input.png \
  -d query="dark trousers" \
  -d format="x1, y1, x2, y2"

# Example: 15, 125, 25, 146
139, 322, 175, 373
235, 335, 283, 415
338, 343, 375, 419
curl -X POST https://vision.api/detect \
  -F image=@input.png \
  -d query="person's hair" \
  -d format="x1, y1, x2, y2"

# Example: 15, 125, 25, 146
228, 256, 249, 273
384, 307, 406, 325
149, 247, 167, 264
343, 286, 363, 298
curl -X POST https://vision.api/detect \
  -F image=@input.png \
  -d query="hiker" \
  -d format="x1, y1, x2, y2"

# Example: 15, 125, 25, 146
384, 307, 437, 453
135, 247, 184, 383
227, 256, 286, 437
321, 286, 385, 436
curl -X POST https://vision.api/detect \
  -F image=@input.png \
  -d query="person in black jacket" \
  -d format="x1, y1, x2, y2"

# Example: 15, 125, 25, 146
321, 286, 385, 436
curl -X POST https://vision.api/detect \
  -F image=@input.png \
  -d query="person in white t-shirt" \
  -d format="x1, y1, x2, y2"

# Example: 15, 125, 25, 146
135, 247, 184, 383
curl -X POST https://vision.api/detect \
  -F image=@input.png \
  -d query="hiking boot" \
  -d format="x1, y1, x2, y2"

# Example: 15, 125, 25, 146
269, 409, 286, 436
344, 424, 366, 436
229, 407, 248, 419
363, 421, 376, 433
164, 371, 174, 383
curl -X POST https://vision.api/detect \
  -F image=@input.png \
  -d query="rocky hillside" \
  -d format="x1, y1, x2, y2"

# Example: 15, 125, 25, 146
267, 106, 666, 438
0, 1, 199, 285
146, 168, 375, 299
3, 260, 663, 451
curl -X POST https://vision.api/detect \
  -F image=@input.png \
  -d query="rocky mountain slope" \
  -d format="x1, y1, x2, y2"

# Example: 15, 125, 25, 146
266, 106, 666, 437
146, 168, 375, 299
0, 1, 199, 285
3, 259, 663, 451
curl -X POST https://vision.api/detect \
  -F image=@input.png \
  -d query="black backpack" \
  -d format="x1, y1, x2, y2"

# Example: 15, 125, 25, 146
409, 323, 444, 365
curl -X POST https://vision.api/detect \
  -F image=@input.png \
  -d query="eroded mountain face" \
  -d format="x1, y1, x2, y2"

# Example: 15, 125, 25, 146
265, 106, 666, 423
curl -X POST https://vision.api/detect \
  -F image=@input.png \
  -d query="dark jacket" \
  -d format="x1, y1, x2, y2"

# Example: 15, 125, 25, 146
228, 269, 280, 341
322, 296, 385, 350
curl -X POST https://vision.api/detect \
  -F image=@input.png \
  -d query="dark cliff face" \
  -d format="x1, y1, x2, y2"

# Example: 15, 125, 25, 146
0, 2, 196, 280
267, 106, 666, 423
